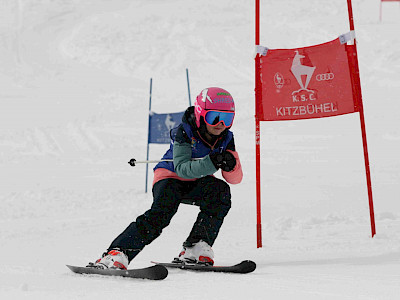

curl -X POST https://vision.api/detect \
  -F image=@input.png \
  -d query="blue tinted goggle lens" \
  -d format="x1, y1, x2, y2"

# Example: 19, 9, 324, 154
204, 111, 235, 127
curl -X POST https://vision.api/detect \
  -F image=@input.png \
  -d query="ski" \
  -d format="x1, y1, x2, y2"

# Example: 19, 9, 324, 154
152, 260, 256, 274
66, 264, 168, 280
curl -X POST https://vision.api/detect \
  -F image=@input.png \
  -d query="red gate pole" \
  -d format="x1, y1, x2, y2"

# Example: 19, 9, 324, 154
347, 0, 376, 237
255, 0, 263, 248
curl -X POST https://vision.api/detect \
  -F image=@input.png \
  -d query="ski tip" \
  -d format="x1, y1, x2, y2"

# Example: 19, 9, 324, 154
150, 264, 169, 280
238, 260, 257, 273
66, 265, 77, 272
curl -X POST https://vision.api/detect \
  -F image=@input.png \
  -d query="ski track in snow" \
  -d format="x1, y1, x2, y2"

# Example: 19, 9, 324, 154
1, 0, 400, 299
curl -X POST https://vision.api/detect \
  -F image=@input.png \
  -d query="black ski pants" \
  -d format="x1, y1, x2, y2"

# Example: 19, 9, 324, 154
109, 176, 231, 262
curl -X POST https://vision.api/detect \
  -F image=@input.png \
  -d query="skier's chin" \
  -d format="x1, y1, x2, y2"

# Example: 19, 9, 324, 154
206, 124, 226, 136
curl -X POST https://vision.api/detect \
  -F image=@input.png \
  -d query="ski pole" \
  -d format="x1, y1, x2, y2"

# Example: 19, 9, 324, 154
128, 158, 172, 166
128, 157, 203, 167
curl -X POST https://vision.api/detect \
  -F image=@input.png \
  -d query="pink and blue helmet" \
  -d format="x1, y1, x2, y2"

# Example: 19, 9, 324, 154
194, 87, 235, 128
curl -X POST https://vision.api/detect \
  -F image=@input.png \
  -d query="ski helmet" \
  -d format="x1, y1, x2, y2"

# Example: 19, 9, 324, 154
194, 87, 235, 128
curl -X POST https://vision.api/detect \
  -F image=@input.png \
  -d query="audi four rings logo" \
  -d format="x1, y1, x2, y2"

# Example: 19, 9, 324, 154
316, 73, 335, 81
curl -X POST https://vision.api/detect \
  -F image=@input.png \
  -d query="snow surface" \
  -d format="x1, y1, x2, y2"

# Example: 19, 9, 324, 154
1, 0, 400, 299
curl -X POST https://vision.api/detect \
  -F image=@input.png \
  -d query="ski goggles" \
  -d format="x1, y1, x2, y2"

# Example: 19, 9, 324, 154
202, 110, 235, 127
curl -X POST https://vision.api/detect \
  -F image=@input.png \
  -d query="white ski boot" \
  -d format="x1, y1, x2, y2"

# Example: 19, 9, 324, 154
173, 240, 214, 265
89, 249, 129, 270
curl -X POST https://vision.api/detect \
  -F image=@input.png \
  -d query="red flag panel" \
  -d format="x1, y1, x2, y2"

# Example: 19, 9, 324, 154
259, 38, 359, 121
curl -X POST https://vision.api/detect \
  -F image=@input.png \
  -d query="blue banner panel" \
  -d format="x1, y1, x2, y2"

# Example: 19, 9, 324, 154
148, 111, 184, 144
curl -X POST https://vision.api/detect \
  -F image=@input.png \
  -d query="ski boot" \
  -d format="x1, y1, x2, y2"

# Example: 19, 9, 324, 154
173, 240, 214, 266
87, 249, 129, 270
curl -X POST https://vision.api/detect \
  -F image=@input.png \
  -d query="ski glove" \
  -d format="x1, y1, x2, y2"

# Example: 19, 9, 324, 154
210, 151, 236, 172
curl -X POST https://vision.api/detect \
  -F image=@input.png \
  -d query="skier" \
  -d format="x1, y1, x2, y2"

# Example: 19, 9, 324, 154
90, 87, 243, 270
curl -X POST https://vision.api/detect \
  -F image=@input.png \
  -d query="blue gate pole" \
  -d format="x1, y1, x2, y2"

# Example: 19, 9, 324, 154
145, 78, 153, 193
186, 68, 192, 106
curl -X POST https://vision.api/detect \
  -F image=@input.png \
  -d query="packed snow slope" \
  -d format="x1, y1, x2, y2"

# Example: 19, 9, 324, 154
1, 0, 399, 299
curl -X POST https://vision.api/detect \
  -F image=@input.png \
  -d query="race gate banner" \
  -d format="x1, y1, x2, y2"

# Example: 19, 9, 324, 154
259, 37, 360, 121
148, 111, 184, 144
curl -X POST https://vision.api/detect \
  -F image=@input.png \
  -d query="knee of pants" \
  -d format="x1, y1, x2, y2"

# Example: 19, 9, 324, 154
201, 178, 232, 216
208, 177, 231, 201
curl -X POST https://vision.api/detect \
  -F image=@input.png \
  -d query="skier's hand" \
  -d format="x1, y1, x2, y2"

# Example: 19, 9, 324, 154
210, 151, 236, 172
